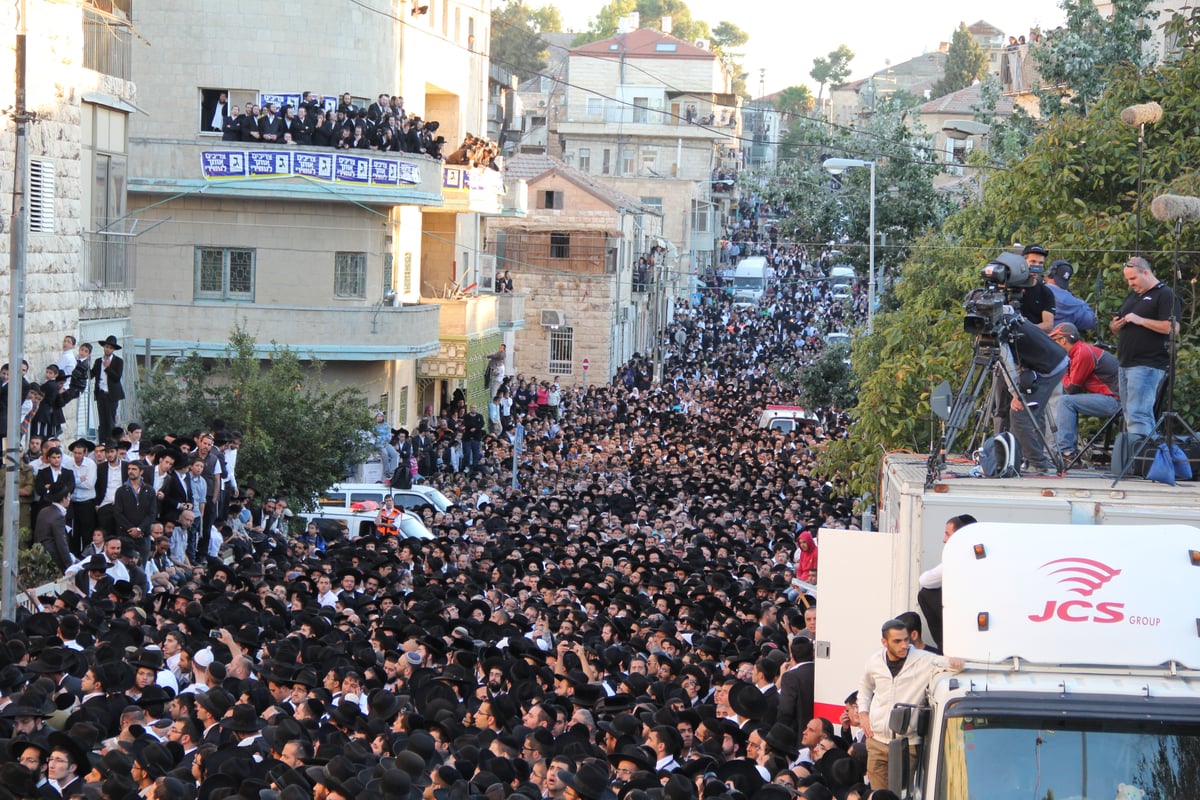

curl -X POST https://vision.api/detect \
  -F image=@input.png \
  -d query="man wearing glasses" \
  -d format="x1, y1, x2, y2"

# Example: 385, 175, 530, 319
46, 732, 87, 798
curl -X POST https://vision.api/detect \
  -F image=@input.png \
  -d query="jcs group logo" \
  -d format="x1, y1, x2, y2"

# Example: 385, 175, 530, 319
1027, 557, 1126, 624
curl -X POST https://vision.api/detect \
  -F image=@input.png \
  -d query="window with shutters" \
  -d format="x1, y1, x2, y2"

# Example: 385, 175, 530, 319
539, 190, 564, 210
28, 160, 55, 234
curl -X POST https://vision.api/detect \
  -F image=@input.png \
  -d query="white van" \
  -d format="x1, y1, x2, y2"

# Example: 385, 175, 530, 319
828, 265, 856, 287
757, 404, 819, 434
297, 506, 434, 541
732, 257, 770, 305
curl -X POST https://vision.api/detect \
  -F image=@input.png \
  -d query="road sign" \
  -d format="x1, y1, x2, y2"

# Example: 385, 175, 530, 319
582, 358, 590, 371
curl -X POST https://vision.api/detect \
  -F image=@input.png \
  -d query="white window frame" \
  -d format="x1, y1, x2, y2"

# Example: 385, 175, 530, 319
548, 327, 574, 376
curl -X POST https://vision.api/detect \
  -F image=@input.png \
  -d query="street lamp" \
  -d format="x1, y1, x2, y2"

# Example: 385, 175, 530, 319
823, 157, 876, 333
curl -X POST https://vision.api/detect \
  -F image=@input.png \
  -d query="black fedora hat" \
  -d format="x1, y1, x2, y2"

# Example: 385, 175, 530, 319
728, 681, 767, 721
559, 763, 616, 800
220, 703, 265, 732
48, 729, 92, 773
762, 722, 798, 759
606, 745, 655, 774
98, 335, 122, 350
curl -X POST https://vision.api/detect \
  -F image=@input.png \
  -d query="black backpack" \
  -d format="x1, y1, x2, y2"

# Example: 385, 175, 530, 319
979, 431, 1022, 478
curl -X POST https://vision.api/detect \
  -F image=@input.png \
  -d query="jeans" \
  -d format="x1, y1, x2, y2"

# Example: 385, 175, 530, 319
379, 443, 399, 479
1010, 363, 1066, 469
1119, 365, 1165, 438
1052, 392, 1121, 453
462, 439, 482, 470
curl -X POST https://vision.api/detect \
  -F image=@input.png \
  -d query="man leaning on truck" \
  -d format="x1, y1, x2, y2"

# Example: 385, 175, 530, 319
859, 618, 962, 791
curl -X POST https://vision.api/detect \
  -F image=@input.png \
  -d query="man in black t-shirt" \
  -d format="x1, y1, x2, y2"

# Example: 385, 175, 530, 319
1111, 256, 1178, 438
1019, 244, 1056, 332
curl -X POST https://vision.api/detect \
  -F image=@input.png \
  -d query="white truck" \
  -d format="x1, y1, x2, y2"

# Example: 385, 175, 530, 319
731, 256, 769, 305
815, 453, 1200, 798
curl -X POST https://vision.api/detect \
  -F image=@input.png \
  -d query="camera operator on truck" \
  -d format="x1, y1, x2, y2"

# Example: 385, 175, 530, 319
1018, 244, 1057, 332
1007, 316, 1069, 474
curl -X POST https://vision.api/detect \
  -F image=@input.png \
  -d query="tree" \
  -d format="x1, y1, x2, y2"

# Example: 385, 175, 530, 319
810, 44, 854, 106
576, 0, 711, 44
820, 39, 1200, 500
138, 326, 375, 508
491, 0, 561, 82
932, 22, 987, 97
1031, 0, 1154, 117
774, 85, 814, 118
711, 21, 748, 53
797, 344, 857, 409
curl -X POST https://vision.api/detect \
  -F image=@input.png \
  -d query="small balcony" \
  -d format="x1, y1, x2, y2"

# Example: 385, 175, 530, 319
425, 292, 527, 338
132, 299, 441, 361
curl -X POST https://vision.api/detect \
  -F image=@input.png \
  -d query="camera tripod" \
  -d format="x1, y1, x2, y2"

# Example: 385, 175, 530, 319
926, 334, 1063, 487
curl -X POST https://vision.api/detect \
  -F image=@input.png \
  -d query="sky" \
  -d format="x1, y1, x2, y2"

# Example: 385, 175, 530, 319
554, 0, 1068, 95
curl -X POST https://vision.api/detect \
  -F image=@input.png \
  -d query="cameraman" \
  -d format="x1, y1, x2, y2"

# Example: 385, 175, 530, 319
1019, 244, 1057, 332
1008, 317, 1070, 474
1047, 322, 1119, 460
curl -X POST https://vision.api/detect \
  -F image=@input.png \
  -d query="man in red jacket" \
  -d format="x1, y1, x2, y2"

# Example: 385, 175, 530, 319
1048, 322, 1120, 459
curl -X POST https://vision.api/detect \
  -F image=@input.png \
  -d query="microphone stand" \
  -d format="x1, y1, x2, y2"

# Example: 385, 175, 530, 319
1112, 216, 1198, 485
1134, 122, 1147, 256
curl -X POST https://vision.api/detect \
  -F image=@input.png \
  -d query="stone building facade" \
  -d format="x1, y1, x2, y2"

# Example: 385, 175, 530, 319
487, 155, 663, 383
0, 0, 137, 438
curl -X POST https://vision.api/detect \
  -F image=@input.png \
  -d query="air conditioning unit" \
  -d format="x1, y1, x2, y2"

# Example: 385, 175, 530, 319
540, 309, 566, 327
478, 254, 497, 292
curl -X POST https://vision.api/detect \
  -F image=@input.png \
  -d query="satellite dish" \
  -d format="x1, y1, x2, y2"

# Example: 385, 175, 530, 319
931, 381, 953, 421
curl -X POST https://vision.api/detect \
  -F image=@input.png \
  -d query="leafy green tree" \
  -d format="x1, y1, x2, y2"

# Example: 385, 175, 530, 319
138, 326, 375, 508
576, 0, 711, 44
798, 345, 857, 409
775, 85, 814, 117
765, 104, 952, 281
530, 5, 562, 33
1031, 0, 1153, 117
821, 41, 1200, 500
711, 21, 748, 53
491, 0, 561, 82
810, 44, 854, 105
932, 22, 988, 97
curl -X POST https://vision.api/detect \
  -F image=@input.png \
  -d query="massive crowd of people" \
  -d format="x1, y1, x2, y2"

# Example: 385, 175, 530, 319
0, 245, 884, 800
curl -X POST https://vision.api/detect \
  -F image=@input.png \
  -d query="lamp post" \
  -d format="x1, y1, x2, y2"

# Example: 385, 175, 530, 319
823, 157, 876, 333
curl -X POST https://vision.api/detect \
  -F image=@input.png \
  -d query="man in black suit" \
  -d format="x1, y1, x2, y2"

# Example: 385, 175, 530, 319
90, 335, 124, 443
292, 106, 314, 146
777, 636, 815, 748
258, 102, 284, 143
160, 454, 195, 524
222, 105, 243, 141
72, 554, 113, 598
34, 488, 72, 571
35, 444, 75, 504
114, 460, 156, 564
368, 93, 390, 123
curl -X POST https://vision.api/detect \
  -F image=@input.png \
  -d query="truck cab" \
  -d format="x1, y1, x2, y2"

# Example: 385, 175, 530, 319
815, 453, 1200, 797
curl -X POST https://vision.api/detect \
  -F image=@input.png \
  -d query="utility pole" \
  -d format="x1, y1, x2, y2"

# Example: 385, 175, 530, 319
3, 0, 31, 620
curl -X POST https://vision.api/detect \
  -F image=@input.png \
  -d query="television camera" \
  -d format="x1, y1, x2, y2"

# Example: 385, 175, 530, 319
963, 252, 1036, 340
